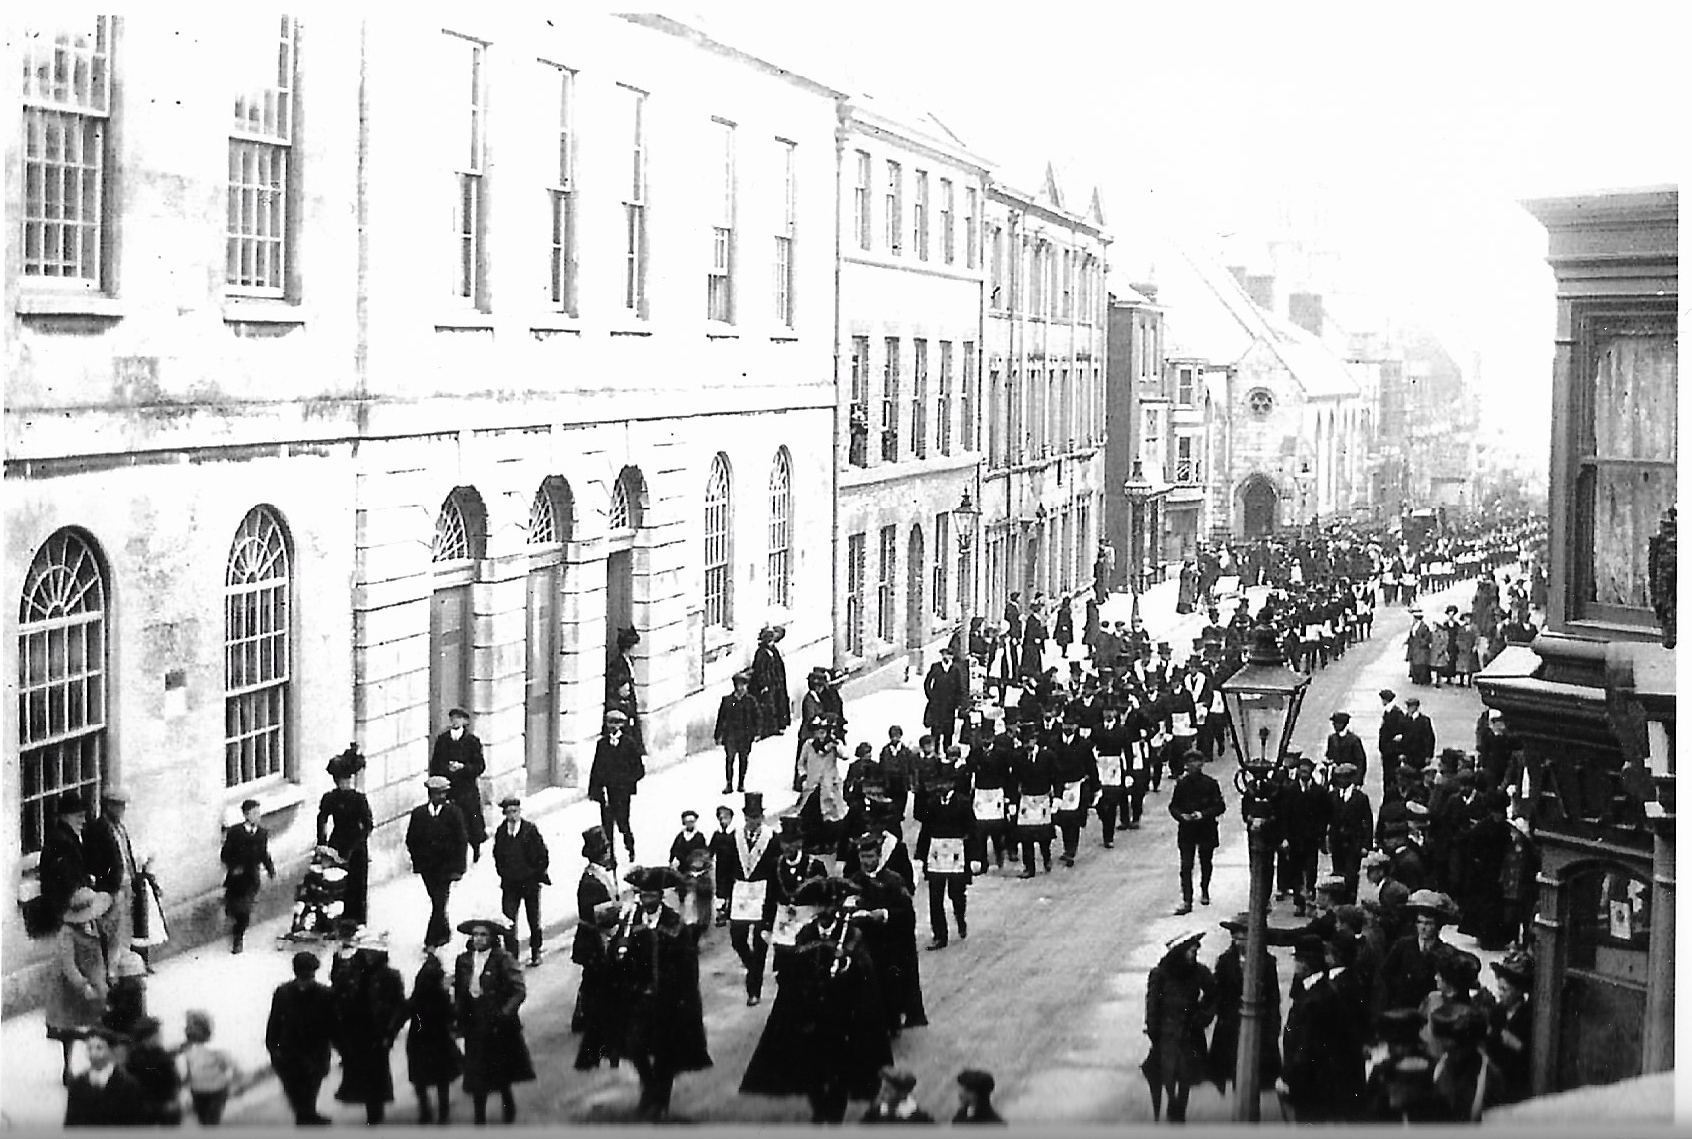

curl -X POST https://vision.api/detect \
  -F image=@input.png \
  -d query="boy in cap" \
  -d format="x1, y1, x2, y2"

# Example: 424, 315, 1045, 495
1169, 751, 1226, 914
1324, 712, 1368, 782
491, 795, 551, 966
265, 951, 338, 1125
861, 1066, 935, 1122
1327, 764, 1373, 899
715, 670, 762, 794
1400, 696, 1436, 769
706, 805, 738, 926
220, 797, 276, 953
405, 775, 469, 949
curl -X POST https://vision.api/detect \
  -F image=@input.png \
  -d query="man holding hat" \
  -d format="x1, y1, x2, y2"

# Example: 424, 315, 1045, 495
430, 708, 489, 863
406, 776, 469, 950
265, 950, 338, 1125
1325, 712, 1368, 783
492, 797, 551, 966
589, 708, 645, 865
220, 797, 276, 953
715, 670, 762, 795
1169, 751, 1227, 914
1327, 764, 1373, 900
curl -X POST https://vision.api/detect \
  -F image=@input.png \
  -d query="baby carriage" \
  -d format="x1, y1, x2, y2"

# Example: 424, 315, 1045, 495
279, 845, 352, 943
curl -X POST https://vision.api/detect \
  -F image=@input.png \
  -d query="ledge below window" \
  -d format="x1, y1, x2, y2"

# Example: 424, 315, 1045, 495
16, 292, 124, 319
223, 780, 309, 828
222, 298, 305, 325
435, 312, 496, 332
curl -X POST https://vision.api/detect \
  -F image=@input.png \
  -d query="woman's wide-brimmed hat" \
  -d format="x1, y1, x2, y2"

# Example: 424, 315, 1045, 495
456, 915, 511, 936
1492, 949, 1534, 985
326, 744, 366, 779
1404, 889, 1458, 924
1164, 929, 1205, 954
625, 866, 685, 893
62, 886, 113, 925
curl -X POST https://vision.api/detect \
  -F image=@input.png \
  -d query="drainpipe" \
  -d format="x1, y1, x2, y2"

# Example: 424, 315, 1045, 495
831, 102, 846, 674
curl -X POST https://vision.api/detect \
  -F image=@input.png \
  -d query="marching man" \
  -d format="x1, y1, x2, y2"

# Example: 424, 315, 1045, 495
914, 766, 978, 950
725, 792, 780, 1007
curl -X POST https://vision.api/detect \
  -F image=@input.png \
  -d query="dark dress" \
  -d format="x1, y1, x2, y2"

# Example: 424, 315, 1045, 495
608, 905, 713, 1076
403, 956, 463, 1089
846, 866, 928, 1032
453, 945, 536, 1095
740, 918, 893, 1101
332, 955, 407, 1108
127, 1041, 184, 1124
1207, 945, 1281, 1092
1142, 951, 1215, 1092
751, 641, 791, 740
317, 787, 374, 924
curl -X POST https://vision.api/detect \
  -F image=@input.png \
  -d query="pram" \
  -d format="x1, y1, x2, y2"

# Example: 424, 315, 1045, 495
278, 845, 352, 944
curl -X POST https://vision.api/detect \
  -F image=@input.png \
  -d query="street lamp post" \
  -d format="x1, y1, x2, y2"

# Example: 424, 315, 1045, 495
1218, 624, 1311, 1122
953, 488, 982, 643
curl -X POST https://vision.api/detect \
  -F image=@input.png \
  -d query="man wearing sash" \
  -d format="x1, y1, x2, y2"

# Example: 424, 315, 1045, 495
845, 817, 917, 895
1123, 695, 1156, 828
915, 767, 977, 949
1092, 704, 1131, 847
1049, 715, 1097, 868
1009, 731, 1057, 878
1166, 669, 1201, 773
726, 793, 780, 1007
846, 833, 927, 1035
966, 716, 1015, 871
1146, 679, 1175, 794
766, 817, 827, 973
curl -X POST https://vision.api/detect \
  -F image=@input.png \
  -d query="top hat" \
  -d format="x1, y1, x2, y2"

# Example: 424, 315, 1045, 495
743, 791, 765, 816
582, 826, 611, 857
777, 815, 805, 842
625, 866, 685, 893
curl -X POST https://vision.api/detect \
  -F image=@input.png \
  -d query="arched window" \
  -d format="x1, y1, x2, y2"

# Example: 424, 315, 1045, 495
609, 466, 646, 533
18, 528, 108, 855
432, 487, 488, 563
767, 448, 792, 609
529, 476, 573, 546
704, 453, 733, 628
226, 506, 293, 787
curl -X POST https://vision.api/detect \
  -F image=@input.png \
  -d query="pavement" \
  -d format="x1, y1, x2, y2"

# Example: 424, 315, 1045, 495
1, 569, 1529, 1126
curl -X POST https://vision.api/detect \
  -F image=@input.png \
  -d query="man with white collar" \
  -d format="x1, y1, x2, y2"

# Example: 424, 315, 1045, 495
589, 709, 645, 865
405, 776, 468, 950
861, 1067, 935, 1122
726, 792, 780, 1007
1400, 698, 1436, 770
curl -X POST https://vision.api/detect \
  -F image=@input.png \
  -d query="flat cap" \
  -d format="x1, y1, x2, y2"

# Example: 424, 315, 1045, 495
423, 775, 451, 790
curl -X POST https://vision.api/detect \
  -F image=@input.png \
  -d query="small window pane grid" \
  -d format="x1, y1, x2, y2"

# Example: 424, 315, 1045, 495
546, 62, 577, 314
849, 336, 871, 468
773, 138, 796, 327
914, 171, 929, 262
767, 451, 792, 609
881, 337, 900, 462
877, 525, 897, 642
18, 529, 108, 855
444, 33, 486, 305
933, 513, 950, 618
225, 507, 291, 788
962, 344, 977, 452
846, 533, 867, 656
1177, 367, 1195, 406
940, 179, 954, 264
529, 485, 557, 544
912, 339, 929, 460
609, 478, 631, 530
707, 120, 735, 323
704, 456, 732, 628
20, 19, 112, 287
621, 85, 648, 315
965, 189, 979, 269
884, 161, 902, 255
937, 342, 954, 457
611, 467, 644, 531
854, 150, 872, 251
433, 496, 471, 561
1248, 389, 1275, 417
226, 16, 294, 296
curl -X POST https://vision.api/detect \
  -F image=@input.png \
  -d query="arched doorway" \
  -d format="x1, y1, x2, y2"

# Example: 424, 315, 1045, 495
605, 466, 646, 716
1241, 477, 1279, 538
905, 525, 925, 649
525, 476, 572, 792
430, 486, 487, 734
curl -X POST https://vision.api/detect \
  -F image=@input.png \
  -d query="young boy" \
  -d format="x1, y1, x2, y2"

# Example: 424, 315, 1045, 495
669, 810, 708, 867
670, 810, 712, 943
219, 798, 275, 953
706, 805, 738, 926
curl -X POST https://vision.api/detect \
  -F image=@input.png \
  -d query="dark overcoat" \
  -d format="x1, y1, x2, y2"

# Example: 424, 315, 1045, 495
429, 730, 488, 846
403, 955, 463, 1088
453, 944, 536, 1094
332, 956, 407, 1106
265, 978, 338, 1083
1207, 945, 1281, 1091
608, 905, 713, 1075
750, 641, 791, 739
1142, 952, 1215, 1089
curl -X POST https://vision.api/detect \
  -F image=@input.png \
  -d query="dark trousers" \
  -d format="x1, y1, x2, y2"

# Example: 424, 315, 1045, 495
633, 1058, 674, 1115
599, 788, 636, 856
926, 874, 967, 942
1058, 819, 1082, 859
1281, 842, 1319, 901
928, 714, 956, 752
722, 738, 752, 790
1098, 798, 1122, 843
1165, 1082, 1192, 1123
1020, 838, 1052, 873
470, 1088, 516, 1124
808, 1079, 851, 1123
1178, 834, 1215, 902
278, 1072, 324, 1124
1129, 783, 1147, 824
190, 1090, 229, 1125
421, 873, 455, 948
415, 1082, 451, 1124
1331, 844, 1363, 900
729, 920, 769, 997
501, 882, 543, 956
980, 827, 1010, 867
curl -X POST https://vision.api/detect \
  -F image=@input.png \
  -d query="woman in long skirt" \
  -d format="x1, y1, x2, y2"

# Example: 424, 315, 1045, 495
45, 888, 112, 1085
573, 828, 626, 1072
332, 937, 408, 1124
404, 953, 462, 1124
454, 917, 536, 1124
318, 746, 375, 926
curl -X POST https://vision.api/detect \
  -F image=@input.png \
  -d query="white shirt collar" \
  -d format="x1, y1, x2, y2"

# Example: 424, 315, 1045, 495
86, 1065, 113, 1089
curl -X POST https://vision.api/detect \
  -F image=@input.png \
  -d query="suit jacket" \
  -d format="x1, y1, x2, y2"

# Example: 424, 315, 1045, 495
220, 824, 276, 896
64, 1067, 146, 1126
923, 662, 963, 725
1277, 779, 1333, 849
491, 819, 550, 889
1401, 714, 1436, 767
84, 816, 136, 896
429, 731, 488, 842
714, 691, 762, 744
406, 802, 469, 881
38, 821, 91, 916
454, 943, 527, 1022
588, 731, 645, 797
1325, 732, 1369, 778
1170, 771, 1227, 848
1329, 788, 1374, 852
265, 978, 339, 1079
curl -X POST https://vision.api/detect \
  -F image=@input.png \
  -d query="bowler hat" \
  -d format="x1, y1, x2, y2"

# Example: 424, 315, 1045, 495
794, 876, 859, 907
625, 866, 685, 893
1437, 951, 1481, 992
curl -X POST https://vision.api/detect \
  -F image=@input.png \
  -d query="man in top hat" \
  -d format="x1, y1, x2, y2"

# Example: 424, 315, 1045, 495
220, 797, 276, 954
589, 708, 645, 865
405, 776, 469, 949
1400, 697, 1436, 770
608, 866, 712, 1122
846, 831, 927, 1035
1488, 950, 1534, 1105
430, 708, 489, 863
953, 1068, 1003, 1124
1325, 712, 1368, 783
715, 670, 763, 795
492, 796, 551, 966
85, 786, 144, 961
265, 950, 338, 1125
1169, 751, 1227, 914
1327, 764, 1373, 900
923, 645, 965, 753
1275, 753, 1331, 915
750, 625, 791, 742
38, 794, 93, 930
725, 791, 781, 1006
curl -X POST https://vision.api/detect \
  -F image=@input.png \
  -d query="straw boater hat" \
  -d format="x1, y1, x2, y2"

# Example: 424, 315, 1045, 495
62, 886, 113, 925
456, 914, 512, 936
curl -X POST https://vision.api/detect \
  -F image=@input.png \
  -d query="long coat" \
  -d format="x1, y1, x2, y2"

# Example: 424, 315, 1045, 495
1142, 953, 1215, 1089
332, 956, 407, 1107
37, 820, 91, 923
740, 918, 893, 1101
1400, 714, 1436, 768
922, 662, 963, 731
404, 955, 463, 1088
317, 788, 373, 924
64, 1066, 145, 1126
847, 867, 927, 1032
1282, 970, 1366, 1118
1373, 934, 1453, 1015
429, 730, 488, 846
572, 863, 623, 1070
453, 945, 536, 1094
44, 922, 107, 1038
1406, 622, 1434, 669
220, 823, 275, 917
607, 905, 713, 1075
1208, 945, 1281, 1092
750, 641, 791, 739
265, 978, 339, 1084
405, 802, 468, 882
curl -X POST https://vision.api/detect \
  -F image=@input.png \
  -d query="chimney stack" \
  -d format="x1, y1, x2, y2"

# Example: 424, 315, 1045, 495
1288, 292, 1325, 337
1244, 274, 1275, 311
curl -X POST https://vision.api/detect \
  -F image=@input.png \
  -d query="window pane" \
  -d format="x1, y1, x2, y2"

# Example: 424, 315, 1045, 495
1584, 462, 1676, 609
1592, 333, 1676, 461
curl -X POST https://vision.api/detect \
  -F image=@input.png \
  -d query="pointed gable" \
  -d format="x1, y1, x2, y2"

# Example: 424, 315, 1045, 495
1042, 162, 1065, 212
